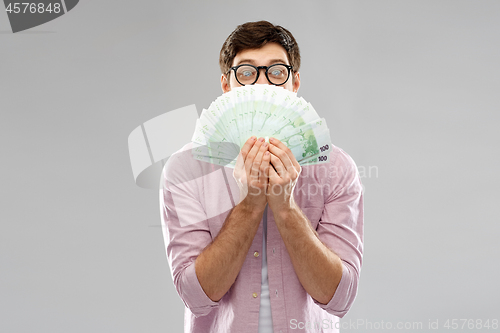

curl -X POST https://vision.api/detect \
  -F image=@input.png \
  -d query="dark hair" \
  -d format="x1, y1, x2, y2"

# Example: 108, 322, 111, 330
219, 21, 301, 76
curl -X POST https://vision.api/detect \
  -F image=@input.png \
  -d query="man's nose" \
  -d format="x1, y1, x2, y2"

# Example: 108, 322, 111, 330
256, 69, 269, 85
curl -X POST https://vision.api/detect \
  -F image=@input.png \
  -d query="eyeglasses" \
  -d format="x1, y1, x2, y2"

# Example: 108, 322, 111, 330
227, 63, 293, 86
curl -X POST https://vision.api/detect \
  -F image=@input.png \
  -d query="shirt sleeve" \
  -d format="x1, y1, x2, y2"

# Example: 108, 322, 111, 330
311, 146, 364, 317
159, 146, 220, 317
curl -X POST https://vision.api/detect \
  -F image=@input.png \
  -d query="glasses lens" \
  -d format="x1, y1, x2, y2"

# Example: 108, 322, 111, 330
235, 65, 257, 85
267, 65, 289, 85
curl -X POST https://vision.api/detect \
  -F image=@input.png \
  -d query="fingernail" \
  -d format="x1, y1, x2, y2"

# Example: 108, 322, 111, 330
263, 142, 268, 148
250, 136, 256, 141
265, 151, 269, 155
269, 137, 274, 143
259, 137, 264, 142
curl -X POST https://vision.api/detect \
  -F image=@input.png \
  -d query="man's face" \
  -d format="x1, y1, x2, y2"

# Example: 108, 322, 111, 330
221, 42, 300, 94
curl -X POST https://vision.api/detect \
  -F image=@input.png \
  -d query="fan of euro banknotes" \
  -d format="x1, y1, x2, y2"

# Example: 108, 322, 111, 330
191, 84, 332, 168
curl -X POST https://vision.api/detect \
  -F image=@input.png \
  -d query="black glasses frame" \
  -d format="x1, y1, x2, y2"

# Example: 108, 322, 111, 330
227, 63, 293, 86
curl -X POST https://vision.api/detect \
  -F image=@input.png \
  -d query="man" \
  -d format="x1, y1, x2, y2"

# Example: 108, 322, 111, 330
160, 21, 364, 333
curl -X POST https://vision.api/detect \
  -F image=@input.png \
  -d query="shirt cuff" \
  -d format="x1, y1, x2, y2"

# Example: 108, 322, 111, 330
181, 262, 220, 317
312, 262, 355, 318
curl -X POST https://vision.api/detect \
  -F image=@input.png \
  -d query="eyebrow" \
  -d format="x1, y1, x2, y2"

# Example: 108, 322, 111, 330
234, 58, 289, 66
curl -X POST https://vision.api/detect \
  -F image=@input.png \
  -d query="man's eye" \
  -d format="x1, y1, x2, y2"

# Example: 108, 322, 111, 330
270, 70, 283, 76
242, 71, 253, 77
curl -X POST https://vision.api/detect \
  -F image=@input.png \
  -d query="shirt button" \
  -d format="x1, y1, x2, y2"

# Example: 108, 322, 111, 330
252, 292, 258, 298
254, 251, 259, 257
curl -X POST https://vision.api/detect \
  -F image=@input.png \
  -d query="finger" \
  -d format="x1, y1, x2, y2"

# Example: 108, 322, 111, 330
251, 140, 268, 178
268, 158, 278, 183
240, 136, 257, 161
269, 152, 286, 178
259, 150, 271, 184
245, 137, 265, 170
268, 143, 294, 175
269, 137, 301, 173
235, 136, 256, 172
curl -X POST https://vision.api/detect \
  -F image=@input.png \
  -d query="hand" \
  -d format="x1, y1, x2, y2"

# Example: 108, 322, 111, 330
233, 136, 271, 211
267, 137, 302, 212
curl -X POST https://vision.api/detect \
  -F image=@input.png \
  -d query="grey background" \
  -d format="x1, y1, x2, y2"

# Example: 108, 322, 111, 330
1, 1, 499, 332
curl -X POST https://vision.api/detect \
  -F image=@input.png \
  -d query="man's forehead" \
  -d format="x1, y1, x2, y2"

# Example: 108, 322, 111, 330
231, 43, 290, 67
233, 58, 289, 66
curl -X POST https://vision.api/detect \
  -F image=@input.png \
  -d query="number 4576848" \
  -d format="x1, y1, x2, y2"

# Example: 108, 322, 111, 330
5, 2, 62, 14
443, 319, 498, 330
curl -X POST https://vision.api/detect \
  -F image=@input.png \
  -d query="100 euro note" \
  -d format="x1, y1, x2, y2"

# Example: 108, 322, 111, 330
190, 84, 332, 168
191, 117, 332, 168
278, 118, 332, 164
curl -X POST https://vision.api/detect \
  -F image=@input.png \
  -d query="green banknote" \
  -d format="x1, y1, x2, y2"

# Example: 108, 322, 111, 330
191, 85, 332, 168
